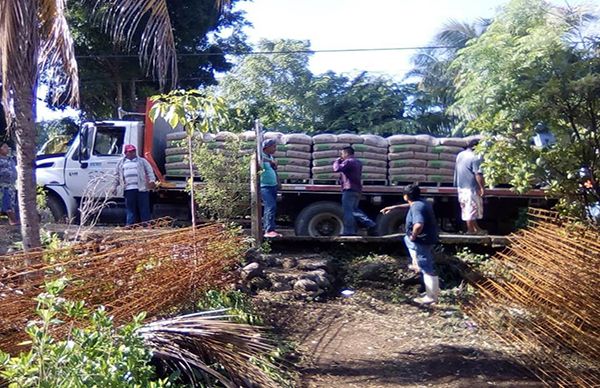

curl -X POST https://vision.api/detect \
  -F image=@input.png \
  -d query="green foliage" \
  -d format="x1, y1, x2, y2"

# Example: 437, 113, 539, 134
192, 140, 251, 220
36, 118, 78, 150
46, 0, 249, 118
450, 0, 600, 217
0, 278, 175, 387
196, 290, 262, 325
218, 39, 418, 135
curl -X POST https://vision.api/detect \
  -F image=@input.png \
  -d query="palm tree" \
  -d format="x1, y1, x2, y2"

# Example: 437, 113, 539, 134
406, 19, 490, 134
0, 0, 226, 249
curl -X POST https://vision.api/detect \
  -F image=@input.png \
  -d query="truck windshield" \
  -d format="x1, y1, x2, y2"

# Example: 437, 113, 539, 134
37, 135, 74, 157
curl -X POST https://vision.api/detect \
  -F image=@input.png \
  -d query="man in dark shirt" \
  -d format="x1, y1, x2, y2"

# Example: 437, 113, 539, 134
333, 146, 377, 236
381, 183, 440, 304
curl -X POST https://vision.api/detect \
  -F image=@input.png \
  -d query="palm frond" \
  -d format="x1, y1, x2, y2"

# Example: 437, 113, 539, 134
138, 310, 282, 388
0, 0, 39, 120
39, 0, 79, 106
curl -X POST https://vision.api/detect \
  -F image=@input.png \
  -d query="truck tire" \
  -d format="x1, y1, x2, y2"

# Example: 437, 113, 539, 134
47, 194, 68, 223
295, 201, 344, 237
376, 207, 408, 236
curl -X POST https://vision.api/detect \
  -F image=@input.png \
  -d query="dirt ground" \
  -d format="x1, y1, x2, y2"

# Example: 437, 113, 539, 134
256, 290, 542, 388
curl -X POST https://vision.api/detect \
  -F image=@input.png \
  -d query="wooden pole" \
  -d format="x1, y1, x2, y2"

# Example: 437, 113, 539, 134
250, 120, 264, 248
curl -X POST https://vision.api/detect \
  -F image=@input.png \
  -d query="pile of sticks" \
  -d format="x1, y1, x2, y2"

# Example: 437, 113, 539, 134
466, 208, 599, 387
0, 222, 248, 355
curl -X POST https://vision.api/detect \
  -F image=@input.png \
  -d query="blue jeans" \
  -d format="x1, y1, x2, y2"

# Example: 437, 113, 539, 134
261, 185, 277, 232
341, 190, 376, 235
404, 235, 436, 275
124, 189, 151, 225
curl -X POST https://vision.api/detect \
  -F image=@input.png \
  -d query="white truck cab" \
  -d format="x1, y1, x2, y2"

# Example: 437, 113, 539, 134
37, 121, 143, 220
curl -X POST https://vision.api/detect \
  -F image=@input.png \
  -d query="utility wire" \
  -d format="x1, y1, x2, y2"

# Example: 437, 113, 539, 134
75, 45, 459, 59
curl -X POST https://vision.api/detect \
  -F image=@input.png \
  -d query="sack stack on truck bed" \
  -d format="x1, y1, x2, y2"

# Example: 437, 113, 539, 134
163, 130, 481, 186
276, 133, 312, 181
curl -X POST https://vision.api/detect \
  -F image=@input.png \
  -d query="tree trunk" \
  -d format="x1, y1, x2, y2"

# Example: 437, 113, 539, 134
3, 0, 42, 250
14, 89, 41, 249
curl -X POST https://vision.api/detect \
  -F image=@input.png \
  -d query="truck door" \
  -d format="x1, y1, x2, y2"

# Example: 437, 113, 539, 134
64, 124, 126, 198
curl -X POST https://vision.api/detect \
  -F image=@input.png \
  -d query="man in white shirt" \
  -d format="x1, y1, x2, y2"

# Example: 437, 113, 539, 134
115, 144, 156, 225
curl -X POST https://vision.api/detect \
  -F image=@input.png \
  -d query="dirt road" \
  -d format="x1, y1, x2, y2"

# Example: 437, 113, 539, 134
258, 291, 542, 388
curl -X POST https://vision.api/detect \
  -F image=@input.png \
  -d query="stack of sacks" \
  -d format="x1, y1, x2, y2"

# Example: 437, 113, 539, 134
353, 134, 388, 181
239, 131, 257, 154
311, 133, 345, 180
164, 131, 210, 177
387, 134, 429, 183
426, 137, 467, 183
275, 133, 312, 181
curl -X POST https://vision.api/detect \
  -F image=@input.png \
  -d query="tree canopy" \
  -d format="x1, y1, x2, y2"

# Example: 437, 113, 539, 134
450, 0, 600, 216
46, 0, 249, 119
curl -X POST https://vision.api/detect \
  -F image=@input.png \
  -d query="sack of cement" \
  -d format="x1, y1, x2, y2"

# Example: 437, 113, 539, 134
389, 144, 428, 153
389, 159, 427, 168
438, 153, 458, 162
313, 172, 340, 180
278, 172, 310, 180
313, 142, 351, 151
427, 175, 453, 183
214, 131, 238, 142
387, 134, 415, 145
312, 165, 334, 175
427, 160, 455, 169
361, 159, 388, 168
278, 165, 311, 174
363, 166, 387, 175
277, 158, 311, 167
337, 133, 364, 144
166, 131, 187, 141
388, 174, 427, 183
282, 133, 312, 145
414, 134, 437, 146
357, 151, 388, 161
362, 173, 387, 180
428, 145, 463, 154
388, 151, 415, 160
165, 147, 188, 156
312, 134, 338, 144
413, 152, 439, 161
425, 167, 454, 176
239, 131, 256, 142
361, 134, 388, 148
264, 131, 284, 143
313, 150, 341, 159
353, 143, 387, 153
279, 143, 311, 152
312, 158, 337, 167
389, 167, 429, 175
438, 137, 468, 147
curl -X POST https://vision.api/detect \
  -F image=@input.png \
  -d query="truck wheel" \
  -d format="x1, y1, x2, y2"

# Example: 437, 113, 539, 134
376, 207, 408, 236
295, 201, 344, 237
46, 195, 67, 223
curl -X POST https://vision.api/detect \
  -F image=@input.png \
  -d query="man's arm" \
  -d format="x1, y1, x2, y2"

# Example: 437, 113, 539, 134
475, 173, 485, 197
332, 158, 347, 173
410, 223, 424, 241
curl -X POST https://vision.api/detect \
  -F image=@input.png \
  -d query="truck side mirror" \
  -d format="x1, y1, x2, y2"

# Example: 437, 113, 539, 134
78, 124, 91, 165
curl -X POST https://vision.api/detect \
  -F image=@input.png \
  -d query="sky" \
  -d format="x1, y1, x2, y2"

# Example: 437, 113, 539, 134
233, 0, 596, 78
233, 0, 510, 79
38, 0, 596, 121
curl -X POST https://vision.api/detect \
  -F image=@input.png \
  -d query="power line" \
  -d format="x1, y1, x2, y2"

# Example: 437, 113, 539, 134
75, 45, 458, 59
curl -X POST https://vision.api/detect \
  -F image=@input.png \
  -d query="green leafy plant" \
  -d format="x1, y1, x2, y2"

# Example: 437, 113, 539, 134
192, 139, 251, 221
196, 290, 262, 326
0, 278, 175, 387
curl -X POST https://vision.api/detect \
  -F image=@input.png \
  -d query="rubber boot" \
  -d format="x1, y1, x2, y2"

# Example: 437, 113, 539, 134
414, 274, 439, 304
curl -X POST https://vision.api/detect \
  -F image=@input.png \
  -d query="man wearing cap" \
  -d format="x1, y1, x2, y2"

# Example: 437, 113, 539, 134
381, 183, 440, 304
261, 139, 282, 238
115, 144, 156, 225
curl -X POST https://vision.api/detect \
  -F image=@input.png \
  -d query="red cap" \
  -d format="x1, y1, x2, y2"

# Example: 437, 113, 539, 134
124, 144, 136, 153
